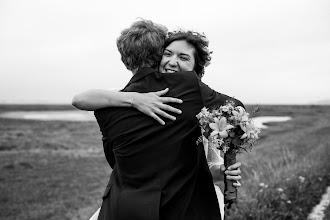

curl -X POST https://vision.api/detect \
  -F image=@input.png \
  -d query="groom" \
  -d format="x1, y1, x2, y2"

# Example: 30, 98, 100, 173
95, 19, 242, 220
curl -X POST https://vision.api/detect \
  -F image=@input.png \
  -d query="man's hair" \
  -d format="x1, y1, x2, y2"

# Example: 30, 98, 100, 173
164, 30, 212, 78
117, 19, 168, 71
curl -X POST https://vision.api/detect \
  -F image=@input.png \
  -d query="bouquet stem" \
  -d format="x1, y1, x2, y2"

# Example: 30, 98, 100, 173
224, 150, 237, 209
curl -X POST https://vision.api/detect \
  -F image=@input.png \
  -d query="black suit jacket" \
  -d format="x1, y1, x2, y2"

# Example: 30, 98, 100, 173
95, 68, 243, 220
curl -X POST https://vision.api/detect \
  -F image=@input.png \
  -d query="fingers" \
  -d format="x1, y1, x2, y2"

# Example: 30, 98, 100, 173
154, 88, 183, 104
225, 167, 241, 176
222, 162, 243, 187
138, 88, 183, 125
227, 162, 241, 171
154, 88, 169, 96
148, 107, 179, 125
160, 97, 183, 104
149, 113, 165, 125
225, 162, 241, 181
226, 174, 241, 181
233, 181, 241, 187
160, 104, 182, 114
153, 108, 177, 122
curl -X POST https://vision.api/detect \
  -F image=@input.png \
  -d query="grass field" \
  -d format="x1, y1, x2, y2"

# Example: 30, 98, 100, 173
0, 104, 329, 220
227, 105, 330, 220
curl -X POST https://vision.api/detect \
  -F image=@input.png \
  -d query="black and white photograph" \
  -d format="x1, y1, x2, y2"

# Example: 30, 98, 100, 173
0, 0, 329, 219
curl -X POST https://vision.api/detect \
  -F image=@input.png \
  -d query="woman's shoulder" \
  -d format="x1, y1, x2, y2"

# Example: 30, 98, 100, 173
165, 70, 198, 78
197, 80, 245, 109
162, 71, 200, 86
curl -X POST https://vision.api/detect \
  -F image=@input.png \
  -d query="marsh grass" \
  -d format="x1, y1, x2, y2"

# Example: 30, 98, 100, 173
0, 104, 329, 219
0, 107, 109, 220
325, 203, 330, 220
226, 105, 330, 220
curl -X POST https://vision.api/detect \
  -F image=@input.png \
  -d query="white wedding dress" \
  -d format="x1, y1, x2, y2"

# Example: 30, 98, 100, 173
89, 138, 225, 220
203, 137, 225, 220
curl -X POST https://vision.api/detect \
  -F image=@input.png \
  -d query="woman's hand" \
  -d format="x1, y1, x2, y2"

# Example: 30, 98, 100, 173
224, 162, 242, 187
210, 162, 242, 187
131, 88, 183, 125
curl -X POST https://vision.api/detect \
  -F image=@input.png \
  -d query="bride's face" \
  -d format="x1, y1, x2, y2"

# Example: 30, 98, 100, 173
159, 40, 196, 73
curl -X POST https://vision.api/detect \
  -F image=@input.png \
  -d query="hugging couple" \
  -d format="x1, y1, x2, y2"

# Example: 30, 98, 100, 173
73, 19, 243, 220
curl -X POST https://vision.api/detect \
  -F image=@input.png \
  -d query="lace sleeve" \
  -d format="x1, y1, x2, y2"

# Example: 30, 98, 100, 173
203, 135, 224, 169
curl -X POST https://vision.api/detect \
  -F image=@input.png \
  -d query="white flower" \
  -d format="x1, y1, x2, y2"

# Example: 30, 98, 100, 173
209, 117, 234, 138
221, 105, 230, 112
232, 106, 249, 122
240, 121, 260, 140
299, 176, 305, 183
196, 107, 209, 119
201, 107, 208, 114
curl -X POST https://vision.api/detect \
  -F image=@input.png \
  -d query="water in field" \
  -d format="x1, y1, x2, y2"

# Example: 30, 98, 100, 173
252, 116, 291, 129
0, 110, 95, 121
0, 110, 291, 128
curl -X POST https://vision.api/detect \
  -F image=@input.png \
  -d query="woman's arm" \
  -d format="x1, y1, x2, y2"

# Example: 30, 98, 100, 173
72, 88, 183, 125
72, 89, 133, 110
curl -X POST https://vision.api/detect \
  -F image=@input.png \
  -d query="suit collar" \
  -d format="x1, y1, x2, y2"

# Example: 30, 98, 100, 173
125, 67, 159, 88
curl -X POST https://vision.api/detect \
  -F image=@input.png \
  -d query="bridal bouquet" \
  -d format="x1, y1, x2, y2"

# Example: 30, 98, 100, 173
196, 101, 260, 207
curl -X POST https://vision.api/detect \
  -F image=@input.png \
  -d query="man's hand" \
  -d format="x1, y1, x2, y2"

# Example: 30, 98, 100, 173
132, 88, 183, 125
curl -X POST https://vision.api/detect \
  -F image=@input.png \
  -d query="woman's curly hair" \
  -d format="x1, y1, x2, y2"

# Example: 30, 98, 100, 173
164, 30, 212, 78
117, 19, 168, 71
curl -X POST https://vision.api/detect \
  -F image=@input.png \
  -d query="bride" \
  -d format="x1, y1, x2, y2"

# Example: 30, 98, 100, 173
73, 28, 242, 220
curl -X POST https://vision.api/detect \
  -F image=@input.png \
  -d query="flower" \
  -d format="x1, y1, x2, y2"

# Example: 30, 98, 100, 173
240, 121, 260, 140
220, 105, 230, 113
277, 188, 284, 192
196, 107, 208, 117
232, 106, 249, 122
299, 176, 305, 183
209, 117, 234, 138
196, 101, 260, 154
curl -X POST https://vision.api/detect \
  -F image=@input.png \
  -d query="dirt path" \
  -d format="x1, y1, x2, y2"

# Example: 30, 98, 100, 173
308, 186, 330, 220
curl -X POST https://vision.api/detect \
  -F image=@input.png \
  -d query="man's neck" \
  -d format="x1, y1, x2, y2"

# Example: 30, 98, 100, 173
132, 68, 138, 75
132, 65, 156, 75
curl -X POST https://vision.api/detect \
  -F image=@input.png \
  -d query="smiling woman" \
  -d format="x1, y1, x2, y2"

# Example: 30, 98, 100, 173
160, 30, 212, 78
159, 40, 196, 73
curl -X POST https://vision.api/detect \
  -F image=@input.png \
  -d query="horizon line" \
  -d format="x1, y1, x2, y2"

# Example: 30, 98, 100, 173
0, 101, 329, 106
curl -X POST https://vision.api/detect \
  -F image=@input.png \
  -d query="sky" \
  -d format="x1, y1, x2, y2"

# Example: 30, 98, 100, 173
0, 0, 329, 105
